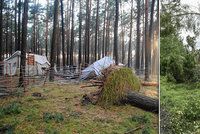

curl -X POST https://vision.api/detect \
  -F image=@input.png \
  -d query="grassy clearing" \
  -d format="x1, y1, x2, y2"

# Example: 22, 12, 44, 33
0, 82, 158, 134
160, 77, 200, 133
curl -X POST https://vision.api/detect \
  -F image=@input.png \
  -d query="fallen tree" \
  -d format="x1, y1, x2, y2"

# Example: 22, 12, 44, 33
81, 66, 158, 113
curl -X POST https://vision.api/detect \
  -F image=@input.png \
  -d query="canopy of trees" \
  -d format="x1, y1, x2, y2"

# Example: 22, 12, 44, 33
161, 0, 200, 83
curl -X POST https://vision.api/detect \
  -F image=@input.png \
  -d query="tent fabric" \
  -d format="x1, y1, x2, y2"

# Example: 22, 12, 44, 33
4, 51, 50, 76
35, 54, 50, 65
80, 57, 115, 80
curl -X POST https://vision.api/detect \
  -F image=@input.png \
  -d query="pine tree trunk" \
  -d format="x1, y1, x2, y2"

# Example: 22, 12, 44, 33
56, 28, 61, 71
120, 2, 125, 64
105, 10, 111, 56
10, 16, 13, 55
17, 0, 21, 51
45, 0, 49, 57
128, 0, 133, 67
49, 0, 59, 81
135, 0, 141, 74
145, 0, 149, 81
78, 0, 82, 66
32, 0, 36, 53
60, 0, 66, 68
66, 0, 71, 66
148, 0, 155, 75
19, 0, 29, 87
141, 0, 145, 72
94, 0, 99, 61
5, 12, 9, 58
14, 0, 18, 51
84, 0, 91, 64
70, 0, 74, 66
114, 0, 119, 65
0, 0, 3, 76
102, 0, 107, 58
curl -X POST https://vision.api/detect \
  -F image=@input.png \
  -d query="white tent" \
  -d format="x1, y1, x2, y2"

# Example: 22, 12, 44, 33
80, 56, 115, 80
4, 51, 50, 76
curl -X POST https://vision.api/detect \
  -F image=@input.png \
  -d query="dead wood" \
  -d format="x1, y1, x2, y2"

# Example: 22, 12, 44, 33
141, 81, 158, 87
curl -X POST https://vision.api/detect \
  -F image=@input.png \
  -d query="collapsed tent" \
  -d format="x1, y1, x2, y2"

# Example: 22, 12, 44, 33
4, 51, 50, 76
80, 57, 115, 80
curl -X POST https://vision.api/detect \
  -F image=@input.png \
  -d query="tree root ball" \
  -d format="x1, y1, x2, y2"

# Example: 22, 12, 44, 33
98, 67, 140, 105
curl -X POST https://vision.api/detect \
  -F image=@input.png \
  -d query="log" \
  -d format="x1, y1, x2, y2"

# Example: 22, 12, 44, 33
141, 81, 158, 87
82, 90, 158, 113
121, 91, 158, 113
80, 84, 103, 88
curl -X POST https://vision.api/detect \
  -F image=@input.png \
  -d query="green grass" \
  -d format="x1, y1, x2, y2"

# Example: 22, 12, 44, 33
0, 83, 158, 134
160, 76, 200, 133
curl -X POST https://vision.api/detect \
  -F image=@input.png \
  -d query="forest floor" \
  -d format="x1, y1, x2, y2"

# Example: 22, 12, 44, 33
0, 80, 158, 134
160, 77, 200, 133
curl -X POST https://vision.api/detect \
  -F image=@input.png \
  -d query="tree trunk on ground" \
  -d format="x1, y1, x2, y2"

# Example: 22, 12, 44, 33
82, 91, 158, 113
113, 0, 119, 65
60, 0, 65, 68
49, 0, 59, 81
70, 0, 74, 66
19, 0, 29, 87
135, 0, 141, 74
121, 91, 158, 113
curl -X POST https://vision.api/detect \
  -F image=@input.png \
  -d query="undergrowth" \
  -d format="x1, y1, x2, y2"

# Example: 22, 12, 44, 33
160, 77, 200, 133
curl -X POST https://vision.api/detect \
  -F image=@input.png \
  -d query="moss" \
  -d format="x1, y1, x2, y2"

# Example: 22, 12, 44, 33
99, 67, 140, 106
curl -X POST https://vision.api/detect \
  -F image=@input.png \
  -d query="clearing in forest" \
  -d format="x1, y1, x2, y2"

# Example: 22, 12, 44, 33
0, 81, 158, 134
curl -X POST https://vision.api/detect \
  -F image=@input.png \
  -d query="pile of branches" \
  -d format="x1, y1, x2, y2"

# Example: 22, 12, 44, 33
81, 65, 158, 113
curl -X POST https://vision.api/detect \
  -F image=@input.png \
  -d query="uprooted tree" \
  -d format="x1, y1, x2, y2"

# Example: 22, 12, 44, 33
81, 66, 159, 113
